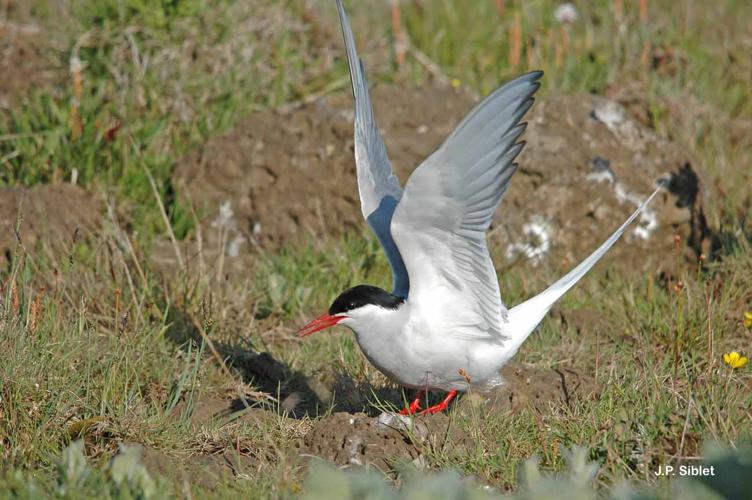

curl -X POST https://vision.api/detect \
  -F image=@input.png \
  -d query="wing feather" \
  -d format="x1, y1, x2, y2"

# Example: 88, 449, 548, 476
391, 71, 543, 340
336, 0, 409, 296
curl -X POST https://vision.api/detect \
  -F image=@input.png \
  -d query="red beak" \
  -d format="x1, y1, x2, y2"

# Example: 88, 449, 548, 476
298, 313, 345, 337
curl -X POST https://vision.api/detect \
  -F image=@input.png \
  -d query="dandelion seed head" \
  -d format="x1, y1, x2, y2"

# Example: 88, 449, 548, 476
554, 3, 579, 23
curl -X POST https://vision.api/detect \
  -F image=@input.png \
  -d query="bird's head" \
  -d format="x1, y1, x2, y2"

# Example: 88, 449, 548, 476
298, 284, 405, 337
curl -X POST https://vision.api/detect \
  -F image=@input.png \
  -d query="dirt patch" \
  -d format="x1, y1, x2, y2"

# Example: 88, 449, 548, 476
0, 183, 101, 267
300, 410, 471, 471
174, 84, 470, 253
298, 361, 593, 469
163, 360, 590, 472
175, 82, 713, 274
460, 362, 599, 414
506, 93, 714, 271
299, 362, 588, 469
0, 18, 59, 108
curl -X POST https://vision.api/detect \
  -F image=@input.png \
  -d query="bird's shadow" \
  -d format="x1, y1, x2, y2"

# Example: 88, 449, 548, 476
164, 306, 434, 419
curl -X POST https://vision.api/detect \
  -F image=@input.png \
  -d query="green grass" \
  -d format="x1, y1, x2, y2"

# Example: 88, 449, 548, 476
2, 229, 750, 496
1, 0, 340, 237
1, 0, 751, 497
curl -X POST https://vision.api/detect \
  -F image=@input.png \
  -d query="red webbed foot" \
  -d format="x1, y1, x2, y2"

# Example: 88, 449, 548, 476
400, 389, 426, 415
417, 390, 458, 415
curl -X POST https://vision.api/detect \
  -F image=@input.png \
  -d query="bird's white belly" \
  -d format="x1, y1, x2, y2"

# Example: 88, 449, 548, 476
352, 316, 505, 391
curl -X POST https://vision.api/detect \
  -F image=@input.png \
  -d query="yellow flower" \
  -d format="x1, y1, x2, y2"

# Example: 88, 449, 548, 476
744, 311, 752, 328
723, 351, 748, 369
450, 78, 461, 89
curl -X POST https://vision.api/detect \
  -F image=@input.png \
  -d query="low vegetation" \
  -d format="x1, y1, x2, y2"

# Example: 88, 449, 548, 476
1, 0, 750, 497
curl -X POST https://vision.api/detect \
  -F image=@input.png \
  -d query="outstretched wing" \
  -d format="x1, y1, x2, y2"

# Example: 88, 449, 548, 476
336, 0, 408, 297
391, 72, 543, 341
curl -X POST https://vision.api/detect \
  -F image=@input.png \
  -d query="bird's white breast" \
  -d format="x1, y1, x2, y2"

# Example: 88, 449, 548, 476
346, 301, 509, 392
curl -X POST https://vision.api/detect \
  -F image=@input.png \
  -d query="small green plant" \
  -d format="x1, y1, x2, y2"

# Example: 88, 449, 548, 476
299, 444, 752, 499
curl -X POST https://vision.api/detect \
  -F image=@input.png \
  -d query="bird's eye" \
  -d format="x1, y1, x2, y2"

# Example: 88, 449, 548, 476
349, 302, 356, 308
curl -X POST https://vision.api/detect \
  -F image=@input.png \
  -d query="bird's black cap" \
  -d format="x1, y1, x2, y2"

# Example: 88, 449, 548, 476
329, 285, 405, 315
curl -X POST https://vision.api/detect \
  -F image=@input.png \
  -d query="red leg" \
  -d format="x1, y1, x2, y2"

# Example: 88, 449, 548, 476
400, 389, 427, 415
418, 390, 458, 415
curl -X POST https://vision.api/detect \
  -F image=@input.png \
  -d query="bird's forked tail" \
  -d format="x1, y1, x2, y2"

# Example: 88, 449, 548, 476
504, 183, 664, 356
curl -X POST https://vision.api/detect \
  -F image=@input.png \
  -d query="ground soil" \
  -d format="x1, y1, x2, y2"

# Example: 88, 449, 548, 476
152, 358, 592, 477
60, 350, 594, 486
173, 84, 471, 251
466, 361, 600, 414
0, 14, 60, 108
174, 82, 714, 279
0, 183, 101, 268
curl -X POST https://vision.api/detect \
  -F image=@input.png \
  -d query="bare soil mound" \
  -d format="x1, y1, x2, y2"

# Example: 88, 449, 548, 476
0, 184, 101, 265
174, 84, 470, 251
175, 82, 713, 274
462, 362, 599, 414
300, 410, 472, 471
160, 357, 580, 472
295, 361, 589, 469
0, 19, 58, 108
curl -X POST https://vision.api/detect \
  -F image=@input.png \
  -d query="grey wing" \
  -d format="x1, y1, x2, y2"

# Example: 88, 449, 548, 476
391, 71, 543, 340
336, 0, 408, 297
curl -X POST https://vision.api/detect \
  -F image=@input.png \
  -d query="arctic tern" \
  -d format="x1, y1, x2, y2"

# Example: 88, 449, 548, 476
299, 0, 662, 415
